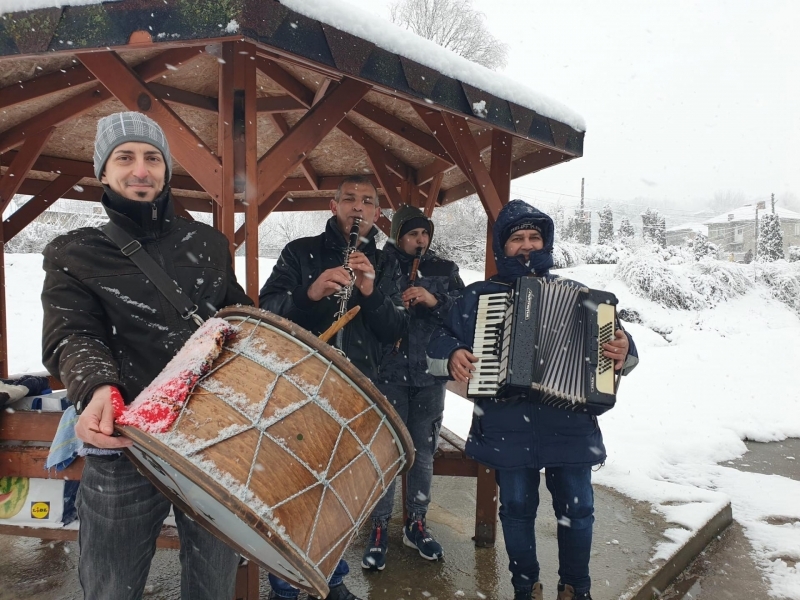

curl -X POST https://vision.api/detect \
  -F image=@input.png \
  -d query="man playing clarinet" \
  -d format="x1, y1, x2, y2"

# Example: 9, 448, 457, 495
426, 200, 639, 600
259, 175, 407, 600
360, 205, 464, 571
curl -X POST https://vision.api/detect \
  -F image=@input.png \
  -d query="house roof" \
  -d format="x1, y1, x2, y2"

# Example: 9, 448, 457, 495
666, 222, 707, 235
705, 205, 800, 225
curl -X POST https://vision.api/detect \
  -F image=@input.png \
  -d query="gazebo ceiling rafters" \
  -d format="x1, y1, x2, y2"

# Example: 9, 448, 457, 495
0, 0, 585, 378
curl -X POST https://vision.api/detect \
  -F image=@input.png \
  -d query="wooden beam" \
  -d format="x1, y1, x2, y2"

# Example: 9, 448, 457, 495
0, 228, 5, 377
3, 175, 82, 241
415, 126, 492, 185
242, 41, 260, 303
490, 129, 513, 205
256, 77, 371, 206
171, 197, 194, 220
0, 128, 54, 213
511, 149, 570, 179
336, 118, 410, 182
268, 113, 319, 191
1, 152, 204, 193
255, 56, 315, 108
0, 46, 205, 156
352, 100, 451, 163
217, 42, 236, 252
424, 172, 443, 218
79, 50, 223, 204
147, 83, 218, 113
440, 113, 504, 223
376, 213, 392, 237
256, 95, 304, 113
313, 78, 332, 106
0, 64, 95, 111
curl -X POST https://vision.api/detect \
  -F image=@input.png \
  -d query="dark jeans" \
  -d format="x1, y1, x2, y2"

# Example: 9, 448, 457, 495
370, 382, 445, 521
76, 454, 239, 600
268, 559, 350, 598
496, 466, 594, 594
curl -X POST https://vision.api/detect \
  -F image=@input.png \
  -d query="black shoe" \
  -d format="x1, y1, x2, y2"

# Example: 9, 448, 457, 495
319, 583, 362, 600
513, 588, 532, 600
361, 519, 388, 571
403, 515, 444, 560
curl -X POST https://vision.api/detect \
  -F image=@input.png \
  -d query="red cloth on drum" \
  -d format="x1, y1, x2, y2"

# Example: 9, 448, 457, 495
117, 318, 235, 433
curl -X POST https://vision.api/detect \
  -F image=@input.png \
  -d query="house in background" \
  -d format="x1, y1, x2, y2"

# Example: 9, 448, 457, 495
666, 222, 707, 246
705, 204, 800, 259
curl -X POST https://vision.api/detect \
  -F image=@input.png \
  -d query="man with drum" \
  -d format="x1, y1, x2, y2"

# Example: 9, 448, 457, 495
426, 200, 639, 600
361, 205, 464, 570
41, 112, 252, 599
259, 175, 408, 600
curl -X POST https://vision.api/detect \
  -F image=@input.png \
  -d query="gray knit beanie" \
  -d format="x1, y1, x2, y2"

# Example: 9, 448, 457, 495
93, 111, 171, 182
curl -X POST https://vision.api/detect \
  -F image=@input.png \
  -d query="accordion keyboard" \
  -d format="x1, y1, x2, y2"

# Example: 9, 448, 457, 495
468, 291, 512, 397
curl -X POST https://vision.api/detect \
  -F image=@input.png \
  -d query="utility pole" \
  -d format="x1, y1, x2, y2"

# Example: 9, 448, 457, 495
771, 192, 776, 214
754, 200, 766, 261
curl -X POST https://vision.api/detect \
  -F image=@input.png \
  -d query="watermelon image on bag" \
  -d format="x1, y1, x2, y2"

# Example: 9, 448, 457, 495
0, 477, 30, 519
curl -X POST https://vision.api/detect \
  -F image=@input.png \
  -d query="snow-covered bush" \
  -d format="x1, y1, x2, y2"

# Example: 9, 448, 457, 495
617, 217, 635, 245
552, 241, 583, 268
756, 213, 783, 261
787, 246, 800, 263
4, 213, 106, 253
584, 242, 631, 265
598, 204, 614, 245
692, 233, 718, 261
616, 253, 703, 310
689, 261, 753, 307
758, 261, 800, 315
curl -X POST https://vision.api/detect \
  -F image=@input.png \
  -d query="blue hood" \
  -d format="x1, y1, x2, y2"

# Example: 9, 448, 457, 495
492, 199, 555, 279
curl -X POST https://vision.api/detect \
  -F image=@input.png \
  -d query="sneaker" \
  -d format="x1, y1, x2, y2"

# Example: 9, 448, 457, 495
556, 583, 592, 600
361, 520, 388, 571
316, 582, 362, 600
513, 582, 543, 600
402, 515, 444, 560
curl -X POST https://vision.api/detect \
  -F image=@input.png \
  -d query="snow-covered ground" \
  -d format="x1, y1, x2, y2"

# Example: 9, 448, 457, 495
11, 254, 800, 597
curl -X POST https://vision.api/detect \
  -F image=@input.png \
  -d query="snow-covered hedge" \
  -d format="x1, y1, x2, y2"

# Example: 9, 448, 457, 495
788, 246, 800, 263
758, 261, 800, 315
616, 253, 703, 310
688, 261, 753, 307
552, 241, 583, 268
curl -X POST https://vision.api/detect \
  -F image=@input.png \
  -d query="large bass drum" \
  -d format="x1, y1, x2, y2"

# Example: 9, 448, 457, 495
118, 306, 414, 598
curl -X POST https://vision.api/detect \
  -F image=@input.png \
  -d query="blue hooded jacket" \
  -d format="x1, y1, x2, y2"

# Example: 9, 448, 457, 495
426, 200, 638, 470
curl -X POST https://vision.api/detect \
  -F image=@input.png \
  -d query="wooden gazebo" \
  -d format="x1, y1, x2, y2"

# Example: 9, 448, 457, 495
0, 0, 584, 379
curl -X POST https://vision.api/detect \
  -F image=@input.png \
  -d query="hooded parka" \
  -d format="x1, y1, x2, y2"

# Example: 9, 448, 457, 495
426, 200, 639, 470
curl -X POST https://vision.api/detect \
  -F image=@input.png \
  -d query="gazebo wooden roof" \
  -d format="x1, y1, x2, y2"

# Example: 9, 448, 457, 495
0, 0, 585, 377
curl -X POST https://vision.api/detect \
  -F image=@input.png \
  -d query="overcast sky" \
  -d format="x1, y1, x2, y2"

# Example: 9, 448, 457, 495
350, 0, 799, 221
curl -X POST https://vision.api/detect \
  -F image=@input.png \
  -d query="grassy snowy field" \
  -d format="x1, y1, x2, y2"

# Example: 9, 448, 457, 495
12, 252, 800, 598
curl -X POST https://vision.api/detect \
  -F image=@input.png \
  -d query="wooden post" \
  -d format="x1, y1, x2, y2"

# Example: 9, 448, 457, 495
217, 42, 236, 255
241, 42, 260, 304
0, 232, 6, 379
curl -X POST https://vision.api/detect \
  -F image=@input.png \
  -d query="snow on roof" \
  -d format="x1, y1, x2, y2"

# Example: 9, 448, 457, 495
280, 0, 586, 132
705, 204, 800, 224
0, 0, 118, 15
666, 222, 707, 234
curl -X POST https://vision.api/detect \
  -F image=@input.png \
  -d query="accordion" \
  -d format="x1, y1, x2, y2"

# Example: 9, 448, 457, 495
468, 276, 618, 415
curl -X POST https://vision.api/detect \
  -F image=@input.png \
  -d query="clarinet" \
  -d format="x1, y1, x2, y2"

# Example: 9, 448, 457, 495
333, 216, 362, 349
392, 246, 423, 354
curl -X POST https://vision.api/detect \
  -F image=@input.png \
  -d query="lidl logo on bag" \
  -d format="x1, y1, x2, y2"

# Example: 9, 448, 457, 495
30, 501, 50, 519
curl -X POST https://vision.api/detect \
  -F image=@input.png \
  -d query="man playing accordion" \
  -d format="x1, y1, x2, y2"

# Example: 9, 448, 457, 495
426, 200, 639, 600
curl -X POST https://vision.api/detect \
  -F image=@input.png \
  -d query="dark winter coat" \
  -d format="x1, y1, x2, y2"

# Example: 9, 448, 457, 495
426, 200, 639, 470
377, 242, 464, 387
258, 217, 407, 381
41, 188, 253, 410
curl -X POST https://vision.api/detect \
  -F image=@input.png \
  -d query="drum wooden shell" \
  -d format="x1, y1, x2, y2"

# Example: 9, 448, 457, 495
119, 306, 414, 598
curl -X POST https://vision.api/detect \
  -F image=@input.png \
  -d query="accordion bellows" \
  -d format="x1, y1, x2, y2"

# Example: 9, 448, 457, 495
469, 277, 618, 415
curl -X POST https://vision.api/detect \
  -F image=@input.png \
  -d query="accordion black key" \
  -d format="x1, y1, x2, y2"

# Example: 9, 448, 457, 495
468, 276, 618, 415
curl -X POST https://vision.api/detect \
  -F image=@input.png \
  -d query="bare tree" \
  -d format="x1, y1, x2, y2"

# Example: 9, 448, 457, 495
390, 0, 509, 70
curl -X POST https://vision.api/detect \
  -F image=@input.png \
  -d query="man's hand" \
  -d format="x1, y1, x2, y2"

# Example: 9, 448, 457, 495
348, 251, 375, 297
402, 286, 437, 309
74, 385, 132, 449
449, 348, 478, 383
307, 267, 354, 301
602, 329, 630, 371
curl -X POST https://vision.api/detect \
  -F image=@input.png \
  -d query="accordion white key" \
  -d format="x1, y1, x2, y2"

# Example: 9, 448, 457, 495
468, 276, 618, 414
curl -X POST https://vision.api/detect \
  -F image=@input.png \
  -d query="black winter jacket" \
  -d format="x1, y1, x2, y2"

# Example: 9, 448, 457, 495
377, 243, 464, 387
41, 189, 252, 410
258, 218, 407, 381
